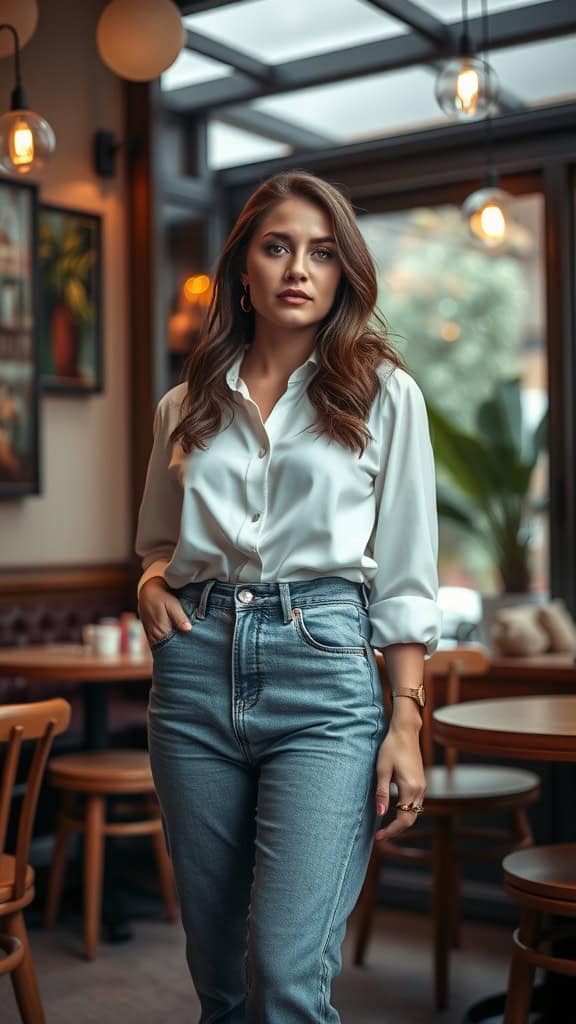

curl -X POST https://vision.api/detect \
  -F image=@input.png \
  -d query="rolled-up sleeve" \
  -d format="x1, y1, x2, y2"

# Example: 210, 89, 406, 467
135, 397, 183, 596
367, 368, 443, 658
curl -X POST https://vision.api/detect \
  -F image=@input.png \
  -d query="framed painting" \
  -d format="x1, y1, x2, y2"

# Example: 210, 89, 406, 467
0, 178, 40, 498
38, 204, 102, 393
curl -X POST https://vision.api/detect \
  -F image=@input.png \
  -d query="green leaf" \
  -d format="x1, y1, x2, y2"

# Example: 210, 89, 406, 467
476, 377, 523, 456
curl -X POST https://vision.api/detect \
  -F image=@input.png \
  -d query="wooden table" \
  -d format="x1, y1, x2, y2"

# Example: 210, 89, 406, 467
0, 644, 152, 749
434, 695, 576, 762
433, 695, 576, 1023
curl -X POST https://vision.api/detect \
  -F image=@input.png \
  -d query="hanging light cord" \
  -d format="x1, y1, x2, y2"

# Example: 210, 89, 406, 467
481, 0, 496, 181
0, 23, 27, 110
459, 0, 473, 56
0, 24, 22, 88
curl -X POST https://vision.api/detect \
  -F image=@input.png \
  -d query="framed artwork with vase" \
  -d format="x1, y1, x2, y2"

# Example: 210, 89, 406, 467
38, 204, 102, 393
0, 178, 40, 498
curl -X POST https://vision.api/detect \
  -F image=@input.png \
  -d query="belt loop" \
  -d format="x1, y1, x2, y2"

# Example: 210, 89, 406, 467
361, 582, 370, 610
196, 580, 216, 619
278, 582, 293, 624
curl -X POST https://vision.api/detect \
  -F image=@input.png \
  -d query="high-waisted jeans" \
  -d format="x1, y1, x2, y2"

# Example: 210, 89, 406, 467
147, 576, 387, 1024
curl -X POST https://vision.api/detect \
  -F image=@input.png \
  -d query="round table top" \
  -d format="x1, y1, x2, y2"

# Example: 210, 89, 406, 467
433, 695, 576, 762
0, 644, 152, 683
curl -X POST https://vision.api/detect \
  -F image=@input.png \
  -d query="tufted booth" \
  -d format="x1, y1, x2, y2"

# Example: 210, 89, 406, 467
0, 567, 148, 747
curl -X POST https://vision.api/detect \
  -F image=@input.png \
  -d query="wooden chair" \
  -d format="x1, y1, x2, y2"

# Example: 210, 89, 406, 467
0, 698, 71, 1024
502, 843, 576, 1023
353, 645, 541, 1011
44, 750, 178, 959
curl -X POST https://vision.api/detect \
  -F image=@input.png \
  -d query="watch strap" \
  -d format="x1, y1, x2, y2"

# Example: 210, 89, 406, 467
391, 685, 426, 708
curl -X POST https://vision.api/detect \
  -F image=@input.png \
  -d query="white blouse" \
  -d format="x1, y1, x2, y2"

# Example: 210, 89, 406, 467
135, 344, 443, 657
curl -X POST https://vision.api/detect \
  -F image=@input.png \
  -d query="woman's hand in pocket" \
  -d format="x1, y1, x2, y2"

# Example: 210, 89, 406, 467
138, 577, 192, 646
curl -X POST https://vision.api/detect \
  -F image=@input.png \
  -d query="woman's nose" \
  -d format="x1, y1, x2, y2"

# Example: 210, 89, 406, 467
285, 254, 308, 278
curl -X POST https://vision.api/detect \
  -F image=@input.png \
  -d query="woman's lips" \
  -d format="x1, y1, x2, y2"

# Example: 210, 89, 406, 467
277, 294, 311, 305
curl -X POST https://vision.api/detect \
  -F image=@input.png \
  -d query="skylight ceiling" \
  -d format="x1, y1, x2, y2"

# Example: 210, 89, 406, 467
182, 0, 406, 64
167, 0, 576, 168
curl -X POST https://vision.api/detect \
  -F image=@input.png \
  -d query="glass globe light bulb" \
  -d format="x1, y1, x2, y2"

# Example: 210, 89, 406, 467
0, 108, 55, 174
435, 57, 499, 120
462, 185, 511, 247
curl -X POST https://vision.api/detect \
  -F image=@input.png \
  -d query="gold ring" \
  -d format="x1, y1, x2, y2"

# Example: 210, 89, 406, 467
396, 802, 424, 814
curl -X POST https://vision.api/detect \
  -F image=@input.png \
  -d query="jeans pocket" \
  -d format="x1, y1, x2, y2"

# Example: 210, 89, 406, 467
149, 600, 197, 653
291, 603, 367, 656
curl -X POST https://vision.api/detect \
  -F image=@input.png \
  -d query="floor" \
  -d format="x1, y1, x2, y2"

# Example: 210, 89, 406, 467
2, 901, 518, 1024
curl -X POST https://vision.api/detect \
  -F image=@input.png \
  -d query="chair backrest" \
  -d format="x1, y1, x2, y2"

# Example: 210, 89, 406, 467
374, 645, 490, 767
0, 699, 70, 900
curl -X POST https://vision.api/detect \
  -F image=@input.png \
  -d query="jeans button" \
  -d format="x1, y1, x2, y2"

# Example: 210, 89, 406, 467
238, 589, 254, 603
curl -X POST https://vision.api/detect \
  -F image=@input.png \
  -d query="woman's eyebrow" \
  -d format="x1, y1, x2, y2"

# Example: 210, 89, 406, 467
262, 230, 336, 244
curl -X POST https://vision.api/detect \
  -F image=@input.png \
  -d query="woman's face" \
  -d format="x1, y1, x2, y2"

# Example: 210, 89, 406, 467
241, 196, 343, 332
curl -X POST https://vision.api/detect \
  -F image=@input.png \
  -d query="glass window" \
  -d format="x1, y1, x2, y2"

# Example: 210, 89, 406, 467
183, 0, 405, 64
359, 193, 548, 598
208, 121, 290, 169
489, 34, 576, 107
251, 67, 445, 144
161, 50, 233, 92
417, 0, 555, 18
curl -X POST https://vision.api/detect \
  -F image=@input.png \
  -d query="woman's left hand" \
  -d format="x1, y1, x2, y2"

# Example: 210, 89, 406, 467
373, 725, 426, 840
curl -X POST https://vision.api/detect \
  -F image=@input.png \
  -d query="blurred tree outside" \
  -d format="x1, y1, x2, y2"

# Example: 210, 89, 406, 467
359, 204, 547, 595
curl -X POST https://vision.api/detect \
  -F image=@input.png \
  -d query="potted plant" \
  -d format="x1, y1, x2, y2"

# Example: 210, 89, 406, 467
426, 377, 547, 595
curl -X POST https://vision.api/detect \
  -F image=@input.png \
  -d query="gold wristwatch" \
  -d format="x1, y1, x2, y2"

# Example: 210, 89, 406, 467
391, 684, 426, 708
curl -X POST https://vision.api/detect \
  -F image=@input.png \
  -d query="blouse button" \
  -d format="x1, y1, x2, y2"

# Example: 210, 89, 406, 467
251, 512, 261, 522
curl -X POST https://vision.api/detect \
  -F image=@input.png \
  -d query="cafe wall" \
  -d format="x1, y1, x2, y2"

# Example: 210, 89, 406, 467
0, 0, 130, 568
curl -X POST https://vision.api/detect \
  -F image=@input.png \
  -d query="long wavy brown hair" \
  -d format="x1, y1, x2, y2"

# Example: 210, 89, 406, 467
172, 170, 407, 456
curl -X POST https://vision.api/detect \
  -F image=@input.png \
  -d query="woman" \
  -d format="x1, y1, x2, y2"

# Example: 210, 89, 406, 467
136, 170, 442, 1023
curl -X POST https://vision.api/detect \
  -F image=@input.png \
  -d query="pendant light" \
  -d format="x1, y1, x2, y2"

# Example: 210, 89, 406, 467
435, 0, 499, 119
463, 166, 511, 247
462, 0, 512, 247
97, 0, 184, 82
0, 22, 55, 175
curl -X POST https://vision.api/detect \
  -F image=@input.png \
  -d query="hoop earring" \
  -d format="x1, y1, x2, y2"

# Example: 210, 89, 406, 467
240, 285, 252, 313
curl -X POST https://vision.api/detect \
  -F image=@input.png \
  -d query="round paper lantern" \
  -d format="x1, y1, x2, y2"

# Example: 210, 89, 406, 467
97, 0, 184, 82
0, 0, 38, 56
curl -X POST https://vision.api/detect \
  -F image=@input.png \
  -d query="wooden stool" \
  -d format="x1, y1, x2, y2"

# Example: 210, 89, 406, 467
44, 750, 178, 959
502, 843, 576, 1023
353, 647, 541, 1011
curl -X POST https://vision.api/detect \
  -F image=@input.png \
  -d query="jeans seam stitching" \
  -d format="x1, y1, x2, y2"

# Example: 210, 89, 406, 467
318, 731, 377, 1021
293, 608, 366, 656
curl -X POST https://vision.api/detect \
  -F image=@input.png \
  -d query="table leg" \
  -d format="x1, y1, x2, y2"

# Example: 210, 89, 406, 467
81, 682, 134, 943
83, 683, 109, 751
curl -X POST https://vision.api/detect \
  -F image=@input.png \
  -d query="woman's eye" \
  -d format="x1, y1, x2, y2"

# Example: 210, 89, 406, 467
265, 243, 287, 255
314, 248, 334, 260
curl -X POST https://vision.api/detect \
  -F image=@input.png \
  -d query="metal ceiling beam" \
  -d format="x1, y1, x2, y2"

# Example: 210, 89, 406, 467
184, 28, 274, 84
163, 36, 439, 113
175, 1, 244, 13
363, 0, 451, 46
165, 2, 576, 113
216, 100, 576, 188
217, 105, 336, 148
367, 0, 525, 110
